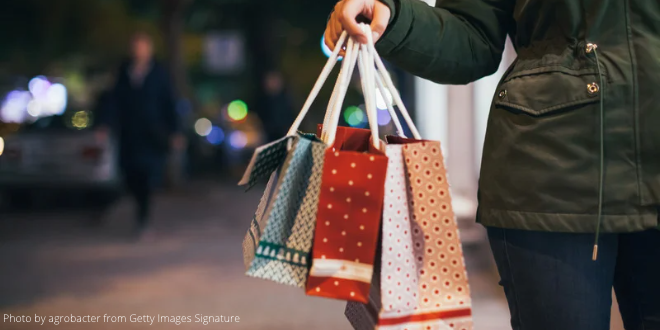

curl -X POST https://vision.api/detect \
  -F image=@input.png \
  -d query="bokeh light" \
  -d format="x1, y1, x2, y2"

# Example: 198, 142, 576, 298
321, 35, 333, 58
206, 126, 225, 145
194, 118, 213, 136
71, 111, 90, 129
321, 35, 342, 61
0, 137, 4, 156
229, 131, 248, 149
0, 77, 68, 123
0, 91, 31, 123
27, 100, 42, 117
28, 76, 51, 99
44, 83, 68, 116
343, 106, 367, 128
227, 100, 248, 121
376, 88, 393, 110
377, 109, 392, 126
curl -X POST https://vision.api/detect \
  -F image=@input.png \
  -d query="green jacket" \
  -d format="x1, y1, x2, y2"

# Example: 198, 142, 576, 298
377, 0, 660, 233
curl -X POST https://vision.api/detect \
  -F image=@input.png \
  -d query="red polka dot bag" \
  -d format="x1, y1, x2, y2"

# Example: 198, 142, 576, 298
345, 28, 474, 330
306, 36, 389, 303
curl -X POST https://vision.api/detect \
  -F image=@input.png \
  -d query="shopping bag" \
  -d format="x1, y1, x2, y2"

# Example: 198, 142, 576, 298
344, 230, 383, 330
242, 169, 279, 270
239, 136, 293, 190
241, 136, 294, 269
376, 137, 473, 330
344, 145, 413, 330
306, 36, 388, 303
346, 26, 473, 329
245, 133, 327, 287
240, 32, 351, 287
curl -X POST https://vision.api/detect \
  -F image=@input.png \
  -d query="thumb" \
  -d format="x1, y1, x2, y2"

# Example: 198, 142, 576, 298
340, 0, 369, 43
370, 3, 390, 42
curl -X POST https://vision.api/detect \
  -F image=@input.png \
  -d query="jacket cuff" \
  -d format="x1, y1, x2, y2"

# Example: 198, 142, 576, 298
376, 0, 413, 55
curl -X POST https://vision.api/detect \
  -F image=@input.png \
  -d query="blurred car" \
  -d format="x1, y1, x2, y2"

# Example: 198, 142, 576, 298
0, 114, 121, 210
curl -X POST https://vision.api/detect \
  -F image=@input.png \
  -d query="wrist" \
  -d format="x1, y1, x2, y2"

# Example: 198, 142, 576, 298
378, 0, 397, 23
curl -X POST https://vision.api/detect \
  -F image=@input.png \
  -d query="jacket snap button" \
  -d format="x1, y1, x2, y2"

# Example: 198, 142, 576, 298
587, 82, 600, 95
498, 90, 507, 99
586, 43, 598, 54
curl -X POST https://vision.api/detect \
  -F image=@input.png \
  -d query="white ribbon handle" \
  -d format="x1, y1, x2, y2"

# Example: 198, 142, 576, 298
321, 37, 360, 140
287, 31, 348, 136
321, 75, 343, 136
323, 26, 382, 149
358, 25, 380, 148
322, 36, 362, 146
375, 71, 405, 137
365, 30, 422, 140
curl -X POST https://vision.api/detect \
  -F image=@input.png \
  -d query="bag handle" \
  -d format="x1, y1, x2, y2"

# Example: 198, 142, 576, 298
321, 75, 343, 137
323, 33, 381, 149
286, 31, 348, 136
322, 27, 389, 142
321, 37, 360, 140
322, 26, 381, 149
322, 36, 363, 146
364, 29, 422, 140
322, 27, 421, 141
357, 24, 380, 148
374, 68, 405, 138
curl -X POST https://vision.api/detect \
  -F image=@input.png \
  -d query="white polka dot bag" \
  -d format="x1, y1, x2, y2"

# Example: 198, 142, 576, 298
345, 26, 474, 330
306, 34, 389, 303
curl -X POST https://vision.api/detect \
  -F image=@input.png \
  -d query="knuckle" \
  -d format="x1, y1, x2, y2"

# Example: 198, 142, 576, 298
372, 23, 386, 32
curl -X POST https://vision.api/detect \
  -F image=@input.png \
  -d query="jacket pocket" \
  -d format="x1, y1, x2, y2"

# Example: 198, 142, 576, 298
494, 66, 603, 116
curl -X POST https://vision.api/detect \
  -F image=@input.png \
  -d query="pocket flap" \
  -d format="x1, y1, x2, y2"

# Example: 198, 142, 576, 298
494, 67, 602, 116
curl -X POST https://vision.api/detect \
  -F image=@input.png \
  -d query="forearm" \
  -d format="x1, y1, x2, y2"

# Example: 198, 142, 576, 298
377, 0, 513, 84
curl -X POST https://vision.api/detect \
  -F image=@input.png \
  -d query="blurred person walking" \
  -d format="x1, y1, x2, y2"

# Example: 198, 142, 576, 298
326, 1, 660, 330
99, 32, 182, 239
257, 71, 295, 143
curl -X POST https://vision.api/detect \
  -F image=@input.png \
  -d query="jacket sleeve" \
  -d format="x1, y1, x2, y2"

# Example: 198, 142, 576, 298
377, 0, 515, 84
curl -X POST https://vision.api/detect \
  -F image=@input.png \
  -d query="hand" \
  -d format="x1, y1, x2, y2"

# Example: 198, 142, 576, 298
325, 0, 391, 50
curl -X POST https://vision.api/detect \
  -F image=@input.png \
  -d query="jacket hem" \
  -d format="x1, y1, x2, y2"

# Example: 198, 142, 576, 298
477, 207, 658, 233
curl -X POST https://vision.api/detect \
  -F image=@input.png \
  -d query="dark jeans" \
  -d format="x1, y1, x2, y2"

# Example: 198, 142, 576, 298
487, 227, 660, 330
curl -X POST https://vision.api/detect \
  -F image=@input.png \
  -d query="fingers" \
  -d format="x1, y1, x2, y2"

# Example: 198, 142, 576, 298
370, 2, 391, 42
325, 8, 341, 51
337, 0, 368, 44
324, 21, 336, 51
326, 0, 387, 51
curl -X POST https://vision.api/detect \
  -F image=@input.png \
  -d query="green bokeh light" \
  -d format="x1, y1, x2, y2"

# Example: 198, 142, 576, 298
227, 100, 248, 121
343, 106, 365, 127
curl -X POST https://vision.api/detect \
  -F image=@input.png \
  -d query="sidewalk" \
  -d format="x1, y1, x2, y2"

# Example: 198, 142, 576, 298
0, 180, 529, 329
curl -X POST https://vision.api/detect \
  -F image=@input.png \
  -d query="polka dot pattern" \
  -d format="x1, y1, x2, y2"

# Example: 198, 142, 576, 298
350, 138, 473, 330
381, 146, 419, 311
395, 140, 472, 329
307, 144, 388, 303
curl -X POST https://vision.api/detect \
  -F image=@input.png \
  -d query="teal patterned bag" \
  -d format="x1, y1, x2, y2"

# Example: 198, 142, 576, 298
240, 30, 349, 287
241, 169, 279, 270
239, 136, 293, 190
241, 133, 326, 288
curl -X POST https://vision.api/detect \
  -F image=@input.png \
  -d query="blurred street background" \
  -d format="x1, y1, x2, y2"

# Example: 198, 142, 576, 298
0, 180, 510, 330
0, 0, 624, 329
